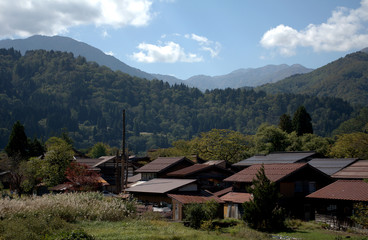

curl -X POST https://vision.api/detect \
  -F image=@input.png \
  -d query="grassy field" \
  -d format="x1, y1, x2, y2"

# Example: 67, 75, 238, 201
79, 219, 368, 240
0, 193, 367, 240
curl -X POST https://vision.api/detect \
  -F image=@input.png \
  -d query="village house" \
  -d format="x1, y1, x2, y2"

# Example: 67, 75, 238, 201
232, 151, 320, 171
135, 157, 195, 181
219, 191, 252, 219
331, 160, 368, 180
307, 180, 368, 229
166, 160, 233, 192
224, 163, 332, 220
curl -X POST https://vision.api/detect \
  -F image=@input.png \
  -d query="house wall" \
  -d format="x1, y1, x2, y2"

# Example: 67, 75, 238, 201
172, 199, 183, 221
130, 192, 172, 205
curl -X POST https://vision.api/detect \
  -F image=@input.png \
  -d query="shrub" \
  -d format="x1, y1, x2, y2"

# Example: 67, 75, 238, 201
184, 200, 220, 229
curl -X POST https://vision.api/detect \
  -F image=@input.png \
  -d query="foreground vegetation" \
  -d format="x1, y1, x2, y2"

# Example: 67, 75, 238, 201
0, 192, 367, 240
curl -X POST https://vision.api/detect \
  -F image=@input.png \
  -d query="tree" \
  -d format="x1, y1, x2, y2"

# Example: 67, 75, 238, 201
351, 202, 368, 228
42, 137, 74, 187
184, 200, 219, 229
5, 121, 29, 166
243, 165, 285, 231
292, 106, 313, 136
252, 124, 289, 155
329, 132, 368, 159
190, 129, 250, 163
279, 114, 293, 133
65, 162, 102, 191
88, 142, 109, 158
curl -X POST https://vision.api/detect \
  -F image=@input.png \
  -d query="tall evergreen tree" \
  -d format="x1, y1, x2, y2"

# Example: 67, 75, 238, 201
243, 165, 285, 230
292, 106, 313, 136
5, 121, 29, 166
279, 114, 293, 133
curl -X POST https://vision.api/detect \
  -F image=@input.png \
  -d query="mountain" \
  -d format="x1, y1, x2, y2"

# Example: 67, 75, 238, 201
0, 35, 156, 80
256, 51, 368, 106
185, 64, 313, 90
0, 49, 353, 153
0, 35, 312, 90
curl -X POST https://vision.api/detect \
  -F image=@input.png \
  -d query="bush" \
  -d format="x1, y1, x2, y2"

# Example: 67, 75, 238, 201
184, 200, 219, 229
46, 229, 95, 240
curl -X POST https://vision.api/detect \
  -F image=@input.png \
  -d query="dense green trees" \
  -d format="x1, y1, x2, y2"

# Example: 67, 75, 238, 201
292, 106, 313, 136
329, 132, 368, 159
0, 49, 355, 153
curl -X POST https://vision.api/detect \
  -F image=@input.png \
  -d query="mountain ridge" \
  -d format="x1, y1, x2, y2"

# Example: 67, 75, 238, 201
0, 35, 312, 90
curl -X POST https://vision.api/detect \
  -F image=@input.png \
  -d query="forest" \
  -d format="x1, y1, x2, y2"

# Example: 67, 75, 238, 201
0, 48, 361, 154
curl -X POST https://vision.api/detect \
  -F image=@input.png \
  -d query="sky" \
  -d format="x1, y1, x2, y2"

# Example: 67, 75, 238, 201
0, 0, 367, 80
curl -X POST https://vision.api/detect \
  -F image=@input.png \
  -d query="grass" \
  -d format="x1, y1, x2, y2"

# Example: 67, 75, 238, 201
0, 193, 367, 240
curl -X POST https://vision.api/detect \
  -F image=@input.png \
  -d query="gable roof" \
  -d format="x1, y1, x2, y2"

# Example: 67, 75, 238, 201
135, 157, 193, 173
308, 158, 358, 176
307, 180, 368, 201
220, 192, 252, 203
167, 163, 232, 177
213, 187, 233, 197
168, 191, 224, 204
233, 151, 317, 167
224, 163, 307, 183
332, 160, 368, 179
125, 178, 196, 194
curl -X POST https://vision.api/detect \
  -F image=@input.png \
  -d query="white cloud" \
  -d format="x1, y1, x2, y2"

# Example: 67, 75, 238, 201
187, 33, 221, 57
131, 41, 203, 63
260, 0, 368, 56
0, 0, 154, 38
105, 51, 114, 56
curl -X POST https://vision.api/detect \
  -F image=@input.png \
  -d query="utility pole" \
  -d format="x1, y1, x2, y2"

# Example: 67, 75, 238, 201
121, 109, 126, 192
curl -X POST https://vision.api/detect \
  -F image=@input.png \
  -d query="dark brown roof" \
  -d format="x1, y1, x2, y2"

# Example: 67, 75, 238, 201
167, 163, 231, 177
233, 151, 317, 167
168, 192, 224, 204
213, 187, 233, 197
220, 192, 252, 203
307, 180, 368, 201
128, 173, 142, 183
224, 163, 307, 183
308, 158, 358, 176
75, 158, 101, 168
135, 157, 193, 173
332, 160, 368, 179
125, 178, 197, 194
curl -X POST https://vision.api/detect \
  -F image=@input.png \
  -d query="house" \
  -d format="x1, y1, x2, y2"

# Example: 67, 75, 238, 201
307, 180, 368, 229
125, 178, 197, 206
332, 160, 368, 179
232, 151, 320, 171
166, 161, 233, 192
168, 191, 224, 221
308, 158, 358, 176
224, 163, 332, 219
220, 192, 252, 219
135, 157, 194, 181
75, 155, 142, 193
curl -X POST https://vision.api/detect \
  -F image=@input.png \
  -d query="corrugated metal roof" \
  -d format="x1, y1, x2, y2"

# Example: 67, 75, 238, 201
167, 164, 210, 176
135, 157, 193, 173
76, 158, 101, 168
125, 178, 196, 194
308, 158, 358, 176
168, 192, 224, 204
93, 156, 116, 167
332, 160, 368, 179
220, 192, 252, 203
307, 180, 368, 201
233, 151, 317, 167
213, 187, 233, 197
224, 163, 307, 183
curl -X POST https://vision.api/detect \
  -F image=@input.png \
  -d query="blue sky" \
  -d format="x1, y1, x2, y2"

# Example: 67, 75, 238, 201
0, 0, 367, 79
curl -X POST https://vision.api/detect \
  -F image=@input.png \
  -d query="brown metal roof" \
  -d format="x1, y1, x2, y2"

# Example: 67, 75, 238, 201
125, 178, 197, 194
307, 180, 368, 201
224, 163, 307, 183
220, 192, 252, 203
135, 157, 193, 173
233, 151, 317, 167
75, 158, 101, 168
213, 187, 233, 197
168, 192, 224, 204
167, 163, 231, 177
308, 158, 358, 176
332, 160, 368, 179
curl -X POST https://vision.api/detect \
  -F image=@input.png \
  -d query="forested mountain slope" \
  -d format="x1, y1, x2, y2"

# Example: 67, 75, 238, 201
0, 49, 354, 153
257, 51, 368, 106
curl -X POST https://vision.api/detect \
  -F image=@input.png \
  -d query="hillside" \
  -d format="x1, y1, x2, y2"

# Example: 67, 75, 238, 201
0, 35, 312, 90
0, 49, 354, 153
257, 51, 368, 106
